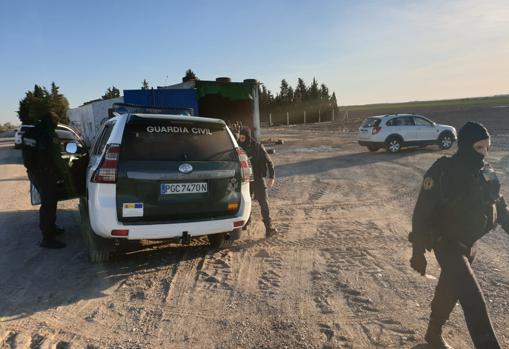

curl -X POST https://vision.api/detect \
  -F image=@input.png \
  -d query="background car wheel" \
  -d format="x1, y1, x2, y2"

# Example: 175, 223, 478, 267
79, 198, 115, 263
386, 137, 402, 153
208, 229, 241, 249
439, 133, 454, 150
367, 145, 379, 152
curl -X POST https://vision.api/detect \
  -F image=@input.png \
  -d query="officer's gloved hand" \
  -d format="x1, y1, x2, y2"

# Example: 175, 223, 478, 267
410, 251, 427, 276
483, 166, 501, 202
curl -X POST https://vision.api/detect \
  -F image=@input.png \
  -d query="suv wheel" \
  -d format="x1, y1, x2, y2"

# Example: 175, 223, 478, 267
79, 198, 114, 263
367, 145, 380, 152
386, 137, 402, 153
208, 229, 241, 249
439, 133, 454, 150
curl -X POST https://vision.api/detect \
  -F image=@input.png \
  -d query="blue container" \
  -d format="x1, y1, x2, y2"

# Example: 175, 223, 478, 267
123, 89, 199, 115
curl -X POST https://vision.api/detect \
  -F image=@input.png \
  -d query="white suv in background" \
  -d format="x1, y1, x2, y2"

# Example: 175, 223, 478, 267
358, 114, 457, 153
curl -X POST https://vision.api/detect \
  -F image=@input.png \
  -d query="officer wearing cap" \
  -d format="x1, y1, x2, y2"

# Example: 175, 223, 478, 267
238, 127, 278, 237
409, 121, 509, 349
22, 112, 67, 249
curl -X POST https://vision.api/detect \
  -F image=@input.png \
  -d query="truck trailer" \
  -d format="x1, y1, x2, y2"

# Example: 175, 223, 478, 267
68, 77, 261, 144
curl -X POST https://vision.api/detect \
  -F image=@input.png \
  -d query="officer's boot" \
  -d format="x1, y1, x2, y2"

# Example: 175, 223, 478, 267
425, 318, 453, 349
264, 220, 278, 238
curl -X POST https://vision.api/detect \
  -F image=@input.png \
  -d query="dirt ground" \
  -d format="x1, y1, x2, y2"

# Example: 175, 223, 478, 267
1, 111, 509, 349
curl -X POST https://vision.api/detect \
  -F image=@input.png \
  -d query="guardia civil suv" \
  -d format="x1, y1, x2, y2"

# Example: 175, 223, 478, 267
358, 114, 457, 153
75, 113, 252, 262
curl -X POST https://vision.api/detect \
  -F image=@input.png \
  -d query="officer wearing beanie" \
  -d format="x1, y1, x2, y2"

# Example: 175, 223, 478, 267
409, 122, 509, 349
238, 127, 278, 237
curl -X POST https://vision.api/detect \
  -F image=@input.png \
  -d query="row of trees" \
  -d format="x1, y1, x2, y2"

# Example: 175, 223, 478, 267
18, 83, 70, 124
17, 83, 123, 124
259, 78, 338, 125
0, 122, 15, 133
16, 71, 340, 126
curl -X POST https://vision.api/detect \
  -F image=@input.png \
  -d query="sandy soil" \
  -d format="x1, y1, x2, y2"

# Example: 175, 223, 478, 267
0, 114, 508, 349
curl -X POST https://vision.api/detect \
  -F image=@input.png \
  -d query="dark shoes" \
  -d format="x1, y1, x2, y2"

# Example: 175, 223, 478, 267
40, 238, 66, 249
53, 226, 65, 235
425, 320, 453, 349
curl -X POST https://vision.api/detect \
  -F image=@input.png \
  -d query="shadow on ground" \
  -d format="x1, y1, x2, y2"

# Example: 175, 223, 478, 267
0, 209, 214, 321
276, 147, 439, 178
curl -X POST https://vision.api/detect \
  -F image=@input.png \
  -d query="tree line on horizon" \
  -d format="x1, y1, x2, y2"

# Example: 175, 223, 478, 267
259, 78, 338, 125
16, 70, 340, 126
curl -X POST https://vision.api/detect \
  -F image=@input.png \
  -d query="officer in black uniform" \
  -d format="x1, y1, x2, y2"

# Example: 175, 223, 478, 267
409, 122, 509, 349
238, 127, 278, 237
22, 112, 67, 249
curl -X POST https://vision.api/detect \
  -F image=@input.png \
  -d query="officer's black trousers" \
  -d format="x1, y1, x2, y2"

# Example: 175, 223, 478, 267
34, 173, 58, 239
431, 240, 500, 349
250, 178, 271, 229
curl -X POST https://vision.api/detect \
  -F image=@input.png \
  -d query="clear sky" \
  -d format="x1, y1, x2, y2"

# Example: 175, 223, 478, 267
1, 0, 508, 124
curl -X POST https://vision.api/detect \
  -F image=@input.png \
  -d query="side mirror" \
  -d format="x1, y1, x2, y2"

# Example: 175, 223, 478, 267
65, 142, 78, 154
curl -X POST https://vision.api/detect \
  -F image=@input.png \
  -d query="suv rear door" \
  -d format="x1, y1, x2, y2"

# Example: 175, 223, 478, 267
116, 116, 241, 224
358, 117, 381, 140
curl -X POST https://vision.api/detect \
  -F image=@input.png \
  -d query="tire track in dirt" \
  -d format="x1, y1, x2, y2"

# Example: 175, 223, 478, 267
257, 253, 284, 295
306, 218, 418, 348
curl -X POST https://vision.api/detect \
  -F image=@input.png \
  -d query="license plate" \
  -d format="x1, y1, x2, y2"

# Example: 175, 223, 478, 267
160, 182, 208, 195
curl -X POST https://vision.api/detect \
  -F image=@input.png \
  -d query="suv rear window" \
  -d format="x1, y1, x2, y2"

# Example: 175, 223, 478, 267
121, 118, 237, 162
362, 118, 381, 128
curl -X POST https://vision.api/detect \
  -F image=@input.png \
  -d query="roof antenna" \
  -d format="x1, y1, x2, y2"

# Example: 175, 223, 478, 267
163, 74, 168, 86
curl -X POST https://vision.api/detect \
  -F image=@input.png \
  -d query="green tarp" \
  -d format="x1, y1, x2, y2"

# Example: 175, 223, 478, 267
196, 81, 254, 101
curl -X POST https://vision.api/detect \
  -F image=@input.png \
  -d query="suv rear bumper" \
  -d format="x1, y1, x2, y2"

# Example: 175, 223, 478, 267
88, 185, 252, 240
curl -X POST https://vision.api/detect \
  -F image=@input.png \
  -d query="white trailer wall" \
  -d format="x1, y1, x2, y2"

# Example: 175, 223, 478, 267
68, 97, 123, 144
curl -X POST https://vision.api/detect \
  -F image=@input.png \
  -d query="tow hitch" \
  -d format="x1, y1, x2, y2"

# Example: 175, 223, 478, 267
181, 231, 191, 245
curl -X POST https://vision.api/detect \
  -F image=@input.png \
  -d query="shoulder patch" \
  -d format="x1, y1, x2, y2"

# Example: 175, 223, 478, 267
422, 177, 434, 190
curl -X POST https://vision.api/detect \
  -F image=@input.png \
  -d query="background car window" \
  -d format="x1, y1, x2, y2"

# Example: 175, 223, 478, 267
414, 117, 433, 126
386, 118, 401, 126
361, 118, 381, 128
56, 130, 76, 141
400, 116, 415, 126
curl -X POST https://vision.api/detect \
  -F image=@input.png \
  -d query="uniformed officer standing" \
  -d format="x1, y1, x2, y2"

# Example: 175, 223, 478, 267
22, 112, 67, 249
238, 127, 278, 237
409, 122, 509, 349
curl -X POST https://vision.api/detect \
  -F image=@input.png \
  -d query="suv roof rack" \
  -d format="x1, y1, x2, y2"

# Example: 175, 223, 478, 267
109, 103, 194, 118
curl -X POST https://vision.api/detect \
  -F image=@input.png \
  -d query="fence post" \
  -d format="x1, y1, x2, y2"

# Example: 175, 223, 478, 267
332, 108, 335, 121
269, 113, 272, 127
318, 109, 321, 123
304, 111, 306, 124
286, 111, 290, 126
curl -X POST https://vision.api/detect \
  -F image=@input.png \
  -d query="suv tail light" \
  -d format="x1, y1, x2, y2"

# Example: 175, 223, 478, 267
236, 148, 253, 183
92, 144, 120, 183
372, 126, 382, 135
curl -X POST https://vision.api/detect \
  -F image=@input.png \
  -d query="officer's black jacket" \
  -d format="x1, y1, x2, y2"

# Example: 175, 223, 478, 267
242, 141, 275, 179
411, 155, 509, 253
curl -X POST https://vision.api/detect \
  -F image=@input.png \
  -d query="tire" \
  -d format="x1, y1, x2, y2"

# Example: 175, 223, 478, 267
386, 137, 402, 153
438, 132, 454, 150
367, 145, 379, 152
79, 198, 114, 263
207, 229, 241, 249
